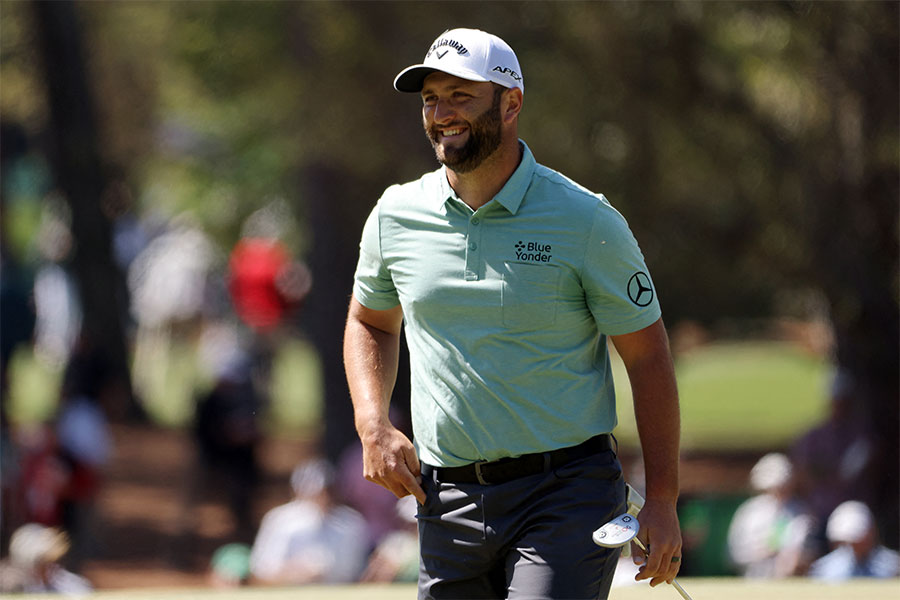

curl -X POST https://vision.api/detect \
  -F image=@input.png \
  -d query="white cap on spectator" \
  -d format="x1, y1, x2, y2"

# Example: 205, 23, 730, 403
290, 458, 334, 497
826, 500, 874, 543
749, 452, 792, 491
9, 524, 69, 568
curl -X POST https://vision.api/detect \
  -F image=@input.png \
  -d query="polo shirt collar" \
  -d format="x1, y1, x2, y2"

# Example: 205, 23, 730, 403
438, 140, 536, 215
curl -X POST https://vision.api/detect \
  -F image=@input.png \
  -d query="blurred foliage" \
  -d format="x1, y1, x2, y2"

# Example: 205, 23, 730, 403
2, 0, 896, 448
3, 0, 895, 326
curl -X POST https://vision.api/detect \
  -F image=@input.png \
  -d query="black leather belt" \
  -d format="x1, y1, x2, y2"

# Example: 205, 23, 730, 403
424, 434, 613, 485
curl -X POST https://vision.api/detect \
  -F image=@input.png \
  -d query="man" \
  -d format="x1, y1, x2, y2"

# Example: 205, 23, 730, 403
0, 524, 92, 594
249, 459, 369, 585
344, 28, 682, 599
726, 453, 815, 578
808, 500, 900, 581
790, 370, 879, 546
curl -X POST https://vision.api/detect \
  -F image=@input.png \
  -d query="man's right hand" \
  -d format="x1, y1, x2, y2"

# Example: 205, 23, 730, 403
360, 423, 426, 504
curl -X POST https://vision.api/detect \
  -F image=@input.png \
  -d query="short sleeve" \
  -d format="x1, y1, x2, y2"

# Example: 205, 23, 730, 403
352, 203, 400, 310
582, 200, 661, 335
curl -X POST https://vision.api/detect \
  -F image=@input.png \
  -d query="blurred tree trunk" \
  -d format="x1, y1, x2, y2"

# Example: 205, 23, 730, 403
808, 2, 899, 548
300, 162, 412, 466
300, 163, 363, 464
290, 3, 419, 465
620, 3, 898, 547
32, 0, 137, 420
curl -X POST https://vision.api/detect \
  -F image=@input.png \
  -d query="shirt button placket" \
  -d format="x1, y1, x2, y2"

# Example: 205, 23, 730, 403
464, 214, 483, 281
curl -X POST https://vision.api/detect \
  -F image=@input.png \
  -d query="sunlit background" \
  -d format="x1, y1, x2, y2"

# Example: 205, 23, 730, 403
0, 0, 896, 592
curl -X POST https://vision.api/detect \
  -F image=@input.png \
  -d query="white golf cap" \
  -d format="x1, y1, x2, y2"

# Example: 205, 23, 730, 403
826, 500, 874, 543
749, 452, 792, 491
394, 28, 524, 93
289, 458, 333, 496
9, 523, 70, 567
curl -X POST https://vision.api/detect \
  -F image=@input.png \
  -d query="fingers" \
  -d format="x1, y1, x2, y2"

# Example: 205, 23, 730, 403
631, 539, 646, 566
633, 535, 682, 586
384, 443, 425, 503
398, 468, 427, 504
365, 463, 419, 501
402, 443, 427, 504
362, 428, 426, 504
632, 499, 682, 586
637, 548, 680, 586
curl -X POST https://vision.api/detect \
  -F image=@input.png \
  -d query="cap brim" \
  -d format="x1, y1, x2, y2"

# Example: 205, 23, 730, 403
393, 63, 493, 93
393, 65, 437, 93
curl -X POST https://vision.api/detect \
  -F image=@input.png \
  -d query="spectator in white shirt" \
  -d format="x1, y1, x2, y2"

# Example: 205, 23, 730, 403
809, 500, 899, 581
249, 458, 368, 585
727, 452, 816, 577
0, 523, 92, 594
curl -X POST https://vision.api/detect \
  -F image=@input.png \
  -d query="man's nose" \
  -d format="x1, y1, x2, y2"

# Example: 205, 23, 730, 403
432, 100, 456, 124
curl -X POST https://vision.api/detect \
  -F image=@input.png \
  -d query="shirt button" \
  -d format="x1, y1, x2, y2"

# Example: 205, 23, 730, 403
469, 242, 477, 250
471, 217, 480, 225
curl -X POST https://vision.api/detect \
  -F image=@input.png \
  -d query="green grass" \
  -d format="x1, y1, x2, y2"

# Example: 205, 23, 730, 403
133, 336, 200, 426
6, 346, 64, 423
8, 338, 828, 453
266, 336, 324, 433
612, 341, 830, 451
5, 335, 324, 438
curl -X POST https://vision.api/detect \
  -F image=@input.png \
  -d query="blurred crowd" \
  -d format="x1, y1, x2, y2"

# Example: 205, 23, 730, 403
0, 132, 332, 591
206, 456, 419, 588
0, 128, 422, 593
3, 353, 897, 593
724, 371, 899, 581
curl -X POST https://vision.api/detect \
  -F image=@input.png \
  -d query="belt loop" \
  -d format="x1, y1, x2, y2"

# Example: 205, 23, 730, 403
542, 452, 551, 473
475, 462, 489, 485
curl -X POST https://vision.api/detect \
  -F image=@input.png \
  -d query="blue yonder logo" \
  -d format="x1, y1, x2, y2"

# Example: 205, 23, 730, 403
515, 240, 552, 263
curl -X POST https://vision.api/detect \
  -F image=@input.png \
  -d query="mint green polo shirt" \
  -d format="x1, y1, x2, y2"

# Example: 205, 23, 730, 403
353, 141, 661, 467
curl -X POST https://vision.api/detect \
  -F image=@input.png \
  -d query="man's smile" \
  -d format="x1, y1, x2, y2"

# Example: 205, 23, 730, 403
440, 127, 467, 139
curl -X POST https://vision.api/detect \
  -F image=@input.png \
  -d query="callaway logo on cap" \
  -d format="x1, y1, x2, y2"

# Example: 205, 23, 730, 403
394, 28, 524, 93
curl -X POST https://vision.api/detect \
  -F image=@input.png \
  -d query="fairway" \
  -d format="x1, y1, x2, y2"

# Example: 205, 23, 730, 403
612, 341, 829, 450
20, 579, 900, 600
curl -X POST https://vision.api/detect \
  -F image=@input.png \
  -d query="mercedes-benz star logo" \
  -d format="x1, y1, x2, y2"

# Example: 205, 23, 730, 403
627, 272, 654, 307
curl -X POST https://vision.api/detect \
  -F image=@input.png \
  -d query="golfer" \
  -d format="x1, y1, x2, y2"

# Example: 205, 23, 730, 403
344, 28, 683, 599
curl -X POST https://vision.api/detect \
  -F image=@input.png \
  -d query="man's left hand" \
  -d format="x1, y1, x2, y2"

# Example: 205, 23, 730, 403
632, 498, 683, 586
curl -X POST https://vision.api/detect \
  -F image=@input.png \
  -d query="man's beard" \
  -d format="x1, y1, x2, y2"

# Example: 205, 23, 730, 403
425, 92, 503, 174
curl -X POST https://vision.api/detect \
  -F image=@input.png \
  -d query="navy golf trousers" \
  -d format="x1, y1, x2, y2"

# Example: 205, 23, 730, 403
417, 446, 626, 599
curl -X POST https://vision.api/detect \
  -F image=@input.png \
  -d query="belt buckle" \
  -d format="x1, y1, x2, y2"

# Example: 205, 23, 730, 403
474, 461, 490, 485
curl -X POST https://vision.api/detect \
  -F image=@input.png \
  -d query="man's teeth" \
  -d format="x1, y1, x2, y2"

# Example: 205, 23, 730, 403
443, 128, 463, 136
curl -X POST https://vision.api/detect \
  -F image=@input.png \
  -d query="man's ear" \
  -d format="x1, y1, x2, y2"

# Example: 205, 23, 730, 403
503, 88, 524, 123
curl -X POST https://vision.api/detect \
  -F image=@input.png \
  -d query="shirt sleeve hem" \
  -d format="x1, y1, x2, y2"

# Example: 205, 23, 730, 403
600, 307, 662, 337
352, 285, 401, 311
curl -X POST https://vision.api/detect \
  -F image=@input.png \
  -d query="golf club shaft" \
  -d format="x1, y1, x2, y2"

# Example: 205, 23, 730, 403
633, 537, 694, 600
671, 579, 693, 600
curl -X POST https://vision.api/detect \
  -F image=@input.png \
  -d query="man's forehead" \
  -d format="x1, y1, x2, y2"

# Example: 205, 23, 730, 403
421, 72, 493, 94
